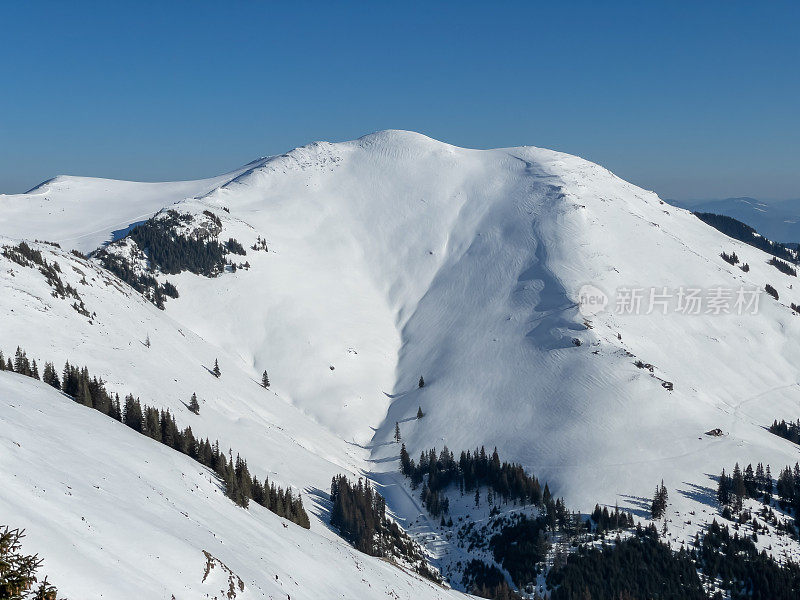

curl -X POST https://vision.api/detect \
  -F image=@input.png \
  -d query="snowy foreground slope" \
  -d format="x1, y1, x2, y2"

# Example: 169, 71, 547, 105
4, 130, 800, 593
0, 372, 464, 600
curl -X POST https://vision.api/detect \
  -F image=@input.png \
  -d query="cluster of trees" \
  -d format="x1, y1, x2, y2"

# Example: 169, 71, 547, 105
94, 246, 179, 309
225, 238, 246, 255
651, 480, 669, 519
717, 463, 776, 513
0, 527, 58, 600
716, 459, 800, 530
94, 209, 247, 308
721, 250, 739, 265
695, 212, 798, 264
489, 514, 551, 588
590, 504, 635, 533
126, 211, 233, 277
330, 475, 387, 555
766, 283, 779, 300
2, 241, 84, 310
697, 519, 800, 599
0, 349, 38, 380
546, 524, 706, 600
461, 559, 521, 600
329, 475, 436, 580
770, 419, 800, 445
775, 464, 800, 516
400, 445, 544, 513
251, 236, 268, 252
544, 518, 800, 600
769, 257, 797, 276
1, 345, 309, 528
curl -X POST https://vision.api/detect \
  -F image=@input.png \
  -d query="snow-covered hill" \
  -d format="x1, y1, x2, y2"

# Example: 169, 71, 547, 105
4, 129, 800, 595
0, 157, 270, 253
0, 372, 464, 600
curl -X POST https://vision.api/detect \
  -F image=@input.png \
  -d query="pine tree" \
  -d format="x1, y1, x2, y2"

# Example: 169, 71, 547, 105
394, 422, 401, 443
42, 362, 60, 390
417, 406, 424, 419
651, 480, 668, 520
399, 443, 411, 475
213, 359, 221, 378
0, 526, 59, 599
189, 393, 200, 415
261, 370, 270, 388
0, 351, 5, 371
717, 469, 731, 506
418, 376, 425, 388
732, 463, 746, 512
78, 377, 92, 408
30, 360, 39, 380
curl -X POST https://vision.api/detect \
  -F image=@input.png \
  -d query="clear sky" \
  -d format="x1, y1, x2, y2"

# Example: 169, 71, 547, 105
1, 1, 798, 200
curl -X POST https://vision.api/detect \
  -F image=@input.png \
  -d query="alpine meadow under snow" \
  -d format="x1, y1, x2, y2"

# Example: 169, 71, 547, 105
3, 130, 800, 598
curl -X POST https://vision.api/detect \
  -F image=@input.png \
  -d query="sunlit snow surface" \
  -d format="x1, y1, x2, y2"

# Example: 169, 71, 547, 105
3, 130, 800, 596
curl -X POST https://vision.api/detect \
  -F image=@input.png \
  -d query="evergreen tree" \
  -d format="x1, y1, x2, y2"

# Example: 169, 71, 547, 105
78, 376, 92, 408
399, 443, 412, 476
418, 376, 425, 388
651, 480, 668, 519
30, 360, 39, 380
0, 351, 5, 371
261, 370, 270, 388
13, 348, 30, 377
213, 359, 221, 378
717, 469, 731, 506
417, 406, 424, 419
732, 463, 746, 512
41, 362, 60, 390
394, 422, 401, 443
0, 526, 59, 600
189, 393, 200, 415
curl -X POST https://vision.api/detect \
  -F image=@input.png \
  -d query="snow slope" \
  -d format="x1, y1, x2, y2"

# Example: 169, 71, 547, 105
0, 157, 269, 253
0, 372, 464, 600
5, 130, 800, 593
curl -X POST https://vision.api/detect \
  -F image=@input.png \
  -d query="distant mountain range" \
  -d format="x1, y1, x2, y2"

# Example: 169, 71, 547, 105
668, 197, 800, 243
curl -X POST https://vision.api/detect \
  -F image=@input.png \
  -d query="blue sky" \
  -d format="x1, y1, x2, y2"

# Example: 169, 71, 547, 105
1, 1, 798, 200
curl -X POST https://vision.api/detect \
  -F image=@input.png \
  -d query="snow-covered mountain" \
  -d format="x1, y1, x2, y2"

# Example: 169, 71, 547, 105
669, 196, 800, 244
4, 130, 800, 596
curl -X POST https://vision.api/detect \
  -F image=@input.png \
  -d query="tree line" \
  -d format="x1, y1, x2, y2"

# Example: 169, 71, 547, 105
329, 475, 440, 582
400, 444, 544, 516
0, 345, 309, 529
695, 212, 798, 264
715, 459, 800, 525
770, 419, 800, 445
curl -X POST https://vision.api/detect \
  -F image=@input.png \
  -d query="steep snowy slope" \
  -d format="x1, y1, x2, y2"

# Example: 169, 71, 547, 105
0, 157, 269, 253
5, 130, 800, 593
0, 372, 465, 600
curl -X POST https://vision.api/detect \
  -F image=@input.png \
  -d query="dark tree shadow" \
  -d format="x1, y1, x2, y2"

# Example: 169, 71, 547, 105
676, 480, 718, 509
619, 493, 652, 519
